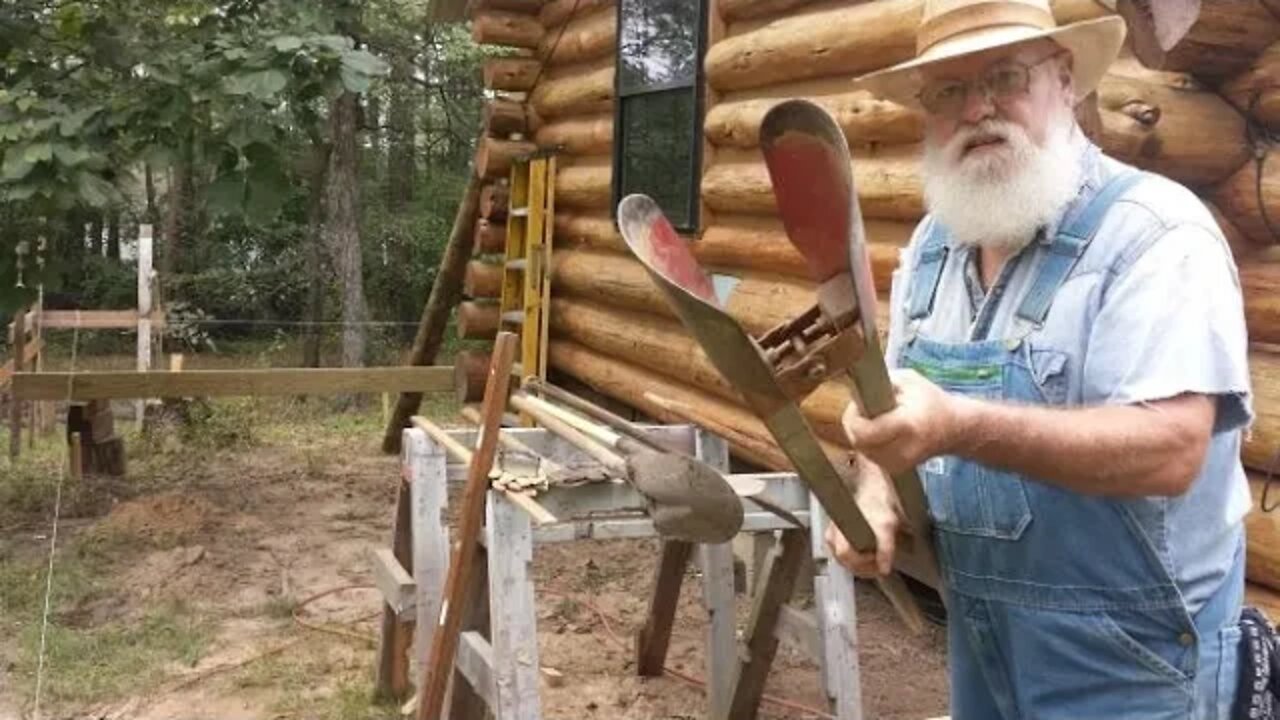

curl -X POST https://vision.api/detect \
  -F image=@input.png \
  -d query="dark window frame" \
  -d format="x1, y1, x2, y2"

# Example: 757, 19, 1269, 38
610, 0, 709, 234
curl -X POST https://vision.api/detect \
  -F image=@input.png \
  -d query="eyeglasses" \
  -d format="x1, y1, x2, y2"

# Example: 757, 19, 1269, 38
917, 51, 1066, 118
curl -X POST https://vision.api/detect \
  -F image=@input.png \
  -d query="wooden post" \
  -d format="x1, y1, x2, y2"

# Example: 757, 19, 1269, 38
10, 302, 26, 462
375, 470, 417, 701
484, 489, 542, 720
809, 499, 864, 720
448, 545, 491, 720
634, 540, 693, 676
136, 224, 153, 428
416, 332, 519, 720
69, 431, 82, 480
696, 430, 737, 719
382, 173, 482, 454
723, 528, 809, 720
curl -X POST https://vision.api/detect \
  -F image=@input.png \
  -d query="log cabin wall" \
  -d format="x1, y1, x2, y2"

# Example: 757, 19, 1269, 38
464, 0, 1280, 594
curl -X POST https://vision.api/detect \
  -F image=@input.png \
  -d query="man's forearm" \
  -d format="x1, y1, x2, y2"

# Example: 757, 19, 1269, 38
946, 394, 1212, 497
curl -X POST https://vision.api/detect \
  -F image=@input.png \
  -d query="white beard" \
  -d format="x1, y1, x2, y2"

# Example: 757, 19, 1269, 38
921, 112, 1084, 252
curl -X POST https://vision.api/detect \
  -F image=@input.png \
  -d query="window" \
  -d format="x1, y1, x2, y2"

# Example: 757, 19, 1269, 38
612, 0, 708, 233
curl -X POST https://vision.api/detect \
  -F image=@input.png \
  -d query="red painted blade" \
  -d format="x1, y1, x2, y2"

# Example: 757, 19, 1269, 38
617, 194, 720, 306
761, 99, 878, 341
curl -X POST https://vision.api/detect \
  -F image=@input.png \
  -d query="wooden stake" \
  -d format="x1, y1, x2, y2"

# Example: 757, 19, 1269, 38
10, 303, 26, 462
416, 331, 518, 720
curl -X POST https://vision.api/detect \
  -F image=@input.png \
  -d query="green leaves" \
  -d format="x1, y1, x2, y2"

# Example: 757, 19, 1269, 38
225, 69, 289, 101
340, 48, 389, 93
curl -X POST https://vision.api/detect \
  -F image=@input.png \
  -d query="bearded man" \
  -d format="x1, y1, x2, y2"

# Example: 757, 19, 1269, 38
824, 1, 1256, 718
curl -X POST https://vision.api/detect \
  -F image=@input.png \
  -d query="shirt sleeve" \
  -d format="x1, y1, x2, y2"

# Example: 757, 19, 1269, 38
1081, 223, 1253, 435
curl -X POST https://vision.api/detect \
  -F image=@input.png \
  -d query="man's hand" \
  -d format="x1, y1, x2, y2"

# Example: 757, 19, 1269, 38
824, 459, 900, 577
841, 368, 966, 476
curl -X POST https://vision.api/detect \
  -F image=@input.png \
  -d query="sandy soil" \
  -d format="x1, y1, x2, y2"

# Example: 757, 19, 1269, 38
0, 411, 949, 720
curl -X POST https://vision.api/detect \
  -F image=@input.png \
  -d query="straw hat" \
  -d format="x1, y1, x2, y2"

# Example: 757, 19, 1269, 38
854, 0, 1126, 108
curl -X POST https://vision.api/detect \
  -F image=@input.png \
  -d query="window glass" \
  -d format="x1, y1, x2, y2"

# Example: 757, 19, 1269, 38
619, 90, 696, 228
617, 0, 699, 95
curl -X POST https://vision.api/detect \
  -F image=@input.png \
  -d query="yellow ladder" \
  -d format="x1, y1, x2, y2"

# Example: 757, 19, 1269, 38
499, 151, 556, 420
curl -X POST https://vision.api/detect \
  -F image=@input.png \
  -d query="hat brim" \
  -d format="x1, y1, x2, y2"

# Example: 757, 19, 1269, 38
853, 15, 1127, 108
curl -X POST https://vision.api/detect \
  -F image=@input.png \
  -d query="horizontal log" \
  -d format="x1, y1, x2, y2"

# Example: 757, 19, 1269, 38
1116, 0, 1203, 71
555, 156, 612, 210
476, 137, 536, 180
472, 0, 542, 12
480, 182, 510, 220
711, 0, 1114, 92
1222, 40, 1280, 131
720, 0, 816, 22
540, 0, 612, 27
458, 301, 501, 340
538, 4, 615, 66
1248, 474, 1280, 590
1242, 262, 1280, 349
474, 219, 508, 255
20, 309, 167, 331
697, 217, 911, 285
453, 349, 492, 403
12, 367, 452, 401
1095, 59, 1249, 187
472, 10, 545, 50
484, 99, 531, 137
1245, 347, 1280, 473
1208, 200, 1255, 259
535, 114, 613, 155
1138, 1, 1280, 77
464, 260, 504, 299
530, 57, 614, 119
1211, 151, 1280, 248
1247, 581, 1280, 617
483, 57, 542, 92
706, 85, 923, 150
549, 297, 853, 446
702, 146, 924, 221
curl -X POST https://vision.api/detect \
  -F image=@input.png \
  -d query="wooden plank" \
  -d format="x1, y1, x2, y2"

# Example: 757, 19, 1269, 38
454, 631, 497, 711
370, 547, 417, 618
634, 540, 694, 676
485, 488, 543, 720
376, 477, 417, 701
724, 528, 809, 720
417, 332, 518, 720
19, 310, 168, 330
697, 430, 737, 719
531, 512, 810, 543
810, 501, 864, 720
13, 367, 453, 401
407, 429, 451, 686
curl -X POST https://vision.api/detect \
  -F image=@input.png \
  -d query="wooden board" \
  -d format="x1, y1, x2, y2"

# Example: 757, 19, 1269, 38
13, 367, 453, 401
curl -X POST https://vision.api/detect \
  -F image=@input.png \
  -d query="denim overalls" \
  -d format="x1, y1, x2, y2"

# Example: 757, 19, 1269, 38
899, 169, 1246, 719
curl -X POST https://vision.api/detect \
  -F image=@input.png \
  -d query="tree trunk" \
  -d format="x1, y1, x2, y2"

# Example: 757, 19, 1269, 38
144, 163, 158, 229
107, 209, 120, 261
161, 140, 193, 283
323, 90, 370, 376
304, 141, 332, 369
87, 213, 103, 257
386, 54, 417, 213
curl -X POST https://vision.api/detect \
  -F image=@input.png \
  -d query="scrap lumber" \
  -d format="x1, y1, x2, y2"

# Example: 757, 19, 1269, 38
415, 332, 518, 720
382, 172, 481, 454
16, 367, 452, 402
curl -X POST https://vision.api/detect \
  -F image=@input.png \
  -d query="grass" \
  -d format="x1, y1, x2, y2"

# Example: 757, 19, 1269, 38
231, 646, 400, 720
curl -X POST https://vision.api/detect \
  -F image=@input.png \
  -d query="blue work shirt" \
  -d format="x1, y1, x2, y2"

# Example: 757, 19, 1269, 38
884, 140, 1254, 614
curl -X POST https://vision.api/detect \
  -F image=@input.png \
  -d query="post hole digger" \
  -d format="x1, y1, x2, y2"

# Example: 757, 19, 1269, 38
616, 99, 939, 632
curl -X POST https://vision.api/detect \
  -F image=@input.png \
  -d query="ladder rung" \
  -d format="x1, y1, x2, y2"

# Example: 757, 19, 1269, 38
510, 207, 529, 217
506, 259, 527, 271
501, 311, 525, 325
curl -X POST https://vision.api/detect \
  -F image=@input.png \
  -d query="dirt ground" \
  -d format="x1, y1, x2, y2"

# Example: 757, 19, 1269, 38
0, 397, 949, 720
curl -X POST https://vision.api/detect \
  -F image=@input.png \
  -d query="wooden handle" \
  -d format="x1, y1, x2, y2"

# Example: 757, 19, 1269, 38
517, 393, 624, 448
509, 394, 628, 474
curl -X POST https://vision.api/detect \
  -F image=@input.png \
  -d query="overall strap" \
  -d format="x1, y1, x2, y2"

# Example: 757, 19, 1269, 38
1015, 170, 1145, 325
907, 217, 950, 321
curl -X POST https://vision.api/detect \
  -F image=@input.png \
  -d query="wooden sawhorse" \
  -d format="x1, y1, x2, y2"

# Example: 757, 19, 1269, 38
372, 422, 866, 720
